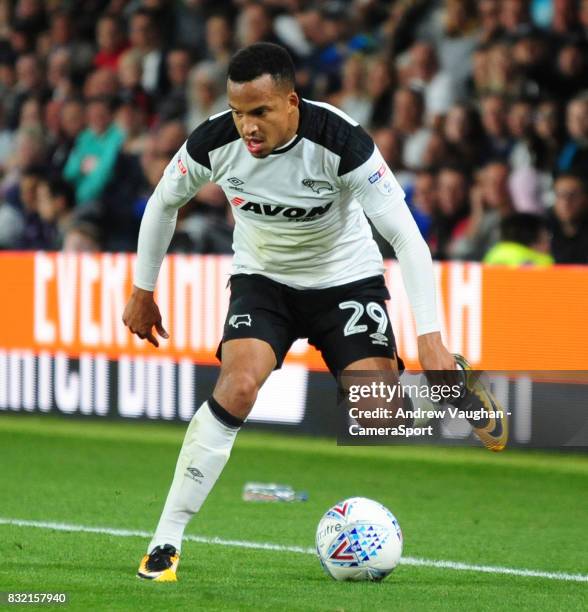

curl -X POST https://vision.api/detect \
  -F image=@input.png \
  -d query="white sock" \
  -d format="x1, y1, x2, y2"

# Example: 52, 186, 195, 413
148, 400, 240, 553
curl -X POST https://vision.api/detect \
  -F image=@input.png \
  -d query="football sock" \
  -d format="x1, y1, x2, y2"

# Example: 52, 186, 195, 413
148, 398, 242, 552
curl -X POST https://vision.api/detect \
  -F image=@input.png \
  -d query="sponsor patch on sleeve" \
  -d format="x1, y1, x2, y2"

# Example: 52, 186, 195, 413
177, 156, 188, 175
368, 163, 387, 184
368, 162, 399, 196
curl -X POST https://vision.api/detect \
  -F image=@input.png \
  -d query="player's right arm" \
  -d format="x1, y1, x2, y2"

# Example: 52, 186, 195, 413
335, 127, 454, 372
123, 141, 212, 346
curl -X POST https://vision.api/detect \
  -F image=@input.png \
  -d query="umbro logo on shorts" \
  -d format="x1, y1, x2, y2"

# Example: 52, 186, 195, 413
370, 332, 389, 346
229, 314, 252, 328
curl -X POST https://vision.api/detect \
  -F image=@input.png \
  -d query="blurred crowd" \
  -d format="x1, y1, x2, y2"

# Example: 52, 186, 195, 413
0, 0, 587, 265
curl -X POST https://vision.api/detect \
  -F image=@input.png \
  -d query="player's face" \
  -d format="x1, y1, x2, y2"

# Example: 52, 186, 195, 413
228, 74, 299, 158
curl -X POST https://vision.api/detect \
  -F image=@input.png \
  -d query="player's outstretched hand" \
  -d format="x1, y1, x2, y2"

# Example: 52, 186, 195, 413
417, 332, 457, 386
122, 286, 169, 348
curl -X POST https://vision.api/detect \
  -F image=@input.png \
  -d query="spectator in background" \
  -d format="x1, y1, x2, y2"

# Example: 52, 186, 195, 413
442, 102, 484, 170
117, 49, 152, 119
0, 101, 14, 173
329, 54, 372, 126
409, 169, 437, 240
548, 173, 588, 263
35, 176, 75, 249
580, 0, 588, 34
83, 66, 119, 99
511, 28, 556, 99
62, 220, 101, 252
432, 0, 479, 85
94, 15, 128, 71
506, 98, 563, 210
10, 53, 46, 128
551, 0, 582, 40
18, 95, 43, 132
47, 98, 85, 173
0, 60, 17, 125
478, 0, 502, 44
96, 120, 187, 252
157, 48, 192, 122
45, 9, 94, 75
365, 54, 394, 129
558, 93, 588, 175
556, 42, 588, 101
485, 41, 523, 98
204, 14, 234, 68
429, 165, 471, 259
506, 96, 555, 212
129, 9, 165, 96
421, 129, 448, 168
235, 3, 279, 49
392, 86, 431, 170
500, 0, 532, 35
155, 120, 187, 159
452, 160, 514, 260
46, 47, 74, 101
407, 41, 460, 127
479, 93, 514, 161
484, 212, 554, 265
468, 43, 491, 96
172, 0, 207, 57
532, 97, 565, 173
1, 127, 46, 194
4, 165, 46, 249
13, 0, 47, 40
299, 6, 347, 97
508, 97, 536, 168
116, 100, 149, 156
185, 61, 227, 131
63, 96, 124, 206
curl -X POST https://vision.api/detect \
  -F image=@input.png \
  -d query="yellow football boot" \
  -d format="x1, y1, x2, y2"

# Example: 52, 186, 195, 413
137, 544, 179, 582
454, 354, 509, 452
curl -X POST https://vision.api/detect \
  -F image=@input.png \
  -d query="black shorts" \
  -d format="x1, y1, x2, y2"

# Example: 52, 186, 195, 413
216, 274, 399, 376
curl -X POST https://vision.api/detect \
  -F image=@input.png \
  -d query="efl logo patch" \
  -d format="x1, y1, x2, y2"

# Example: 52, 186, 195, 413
231, 196, 245, 207
368, 164, 386, 184
177, 157, 187, 175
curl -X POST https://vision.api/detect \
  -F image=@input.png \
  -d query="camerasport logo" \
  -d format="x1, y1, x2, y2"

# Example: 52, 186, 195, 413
177, 157, 187, 175
229, 198, 333, 221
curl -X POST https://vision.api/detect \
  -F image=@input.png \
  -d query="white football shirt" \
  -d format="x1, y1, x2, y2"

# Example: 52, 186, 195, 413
134, 99, 439, 335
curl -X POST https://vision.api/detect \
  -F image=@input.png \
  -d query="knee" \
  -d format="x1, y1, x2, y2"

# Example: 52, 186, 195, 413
214, 370, 260, 417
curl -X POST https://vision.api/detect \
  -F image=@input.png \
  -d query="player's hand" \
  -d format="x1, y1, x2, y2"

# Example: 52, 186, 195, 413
122, 286, 169, 348
417, 332, 456, 385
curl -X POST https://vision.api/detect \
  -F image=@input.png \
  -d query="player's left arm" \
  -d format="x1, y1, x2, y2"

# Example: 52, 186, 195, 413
338, 134, 454, 371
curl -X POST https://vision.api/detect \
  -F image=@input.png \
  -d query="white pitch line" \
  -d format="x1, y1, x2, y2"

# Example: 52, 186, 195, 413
1, 517, 587, 584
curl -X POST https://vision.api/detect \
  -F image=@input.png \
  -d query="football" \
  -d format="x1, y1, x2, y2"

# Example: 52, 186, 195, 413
315, 497, 403, 581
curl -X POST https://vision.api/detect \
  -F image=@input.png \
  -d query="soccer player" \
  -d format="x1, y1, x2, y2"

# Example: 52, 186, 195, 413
123, 43, 507, 582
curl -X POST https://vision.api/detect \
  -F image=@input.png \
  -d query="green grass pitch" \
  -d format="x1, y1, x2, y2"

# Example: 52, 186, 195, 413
0, 415, 587, 611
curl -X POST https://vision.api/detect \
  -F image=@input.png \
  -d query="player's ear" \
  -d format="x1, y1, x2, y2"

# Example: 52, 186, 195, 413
287, 90, 299, 112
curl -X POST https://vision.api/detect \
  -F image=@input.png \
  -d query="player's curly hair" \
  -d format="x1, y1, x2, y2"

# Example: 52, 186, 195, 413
228, 43, 295, 90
